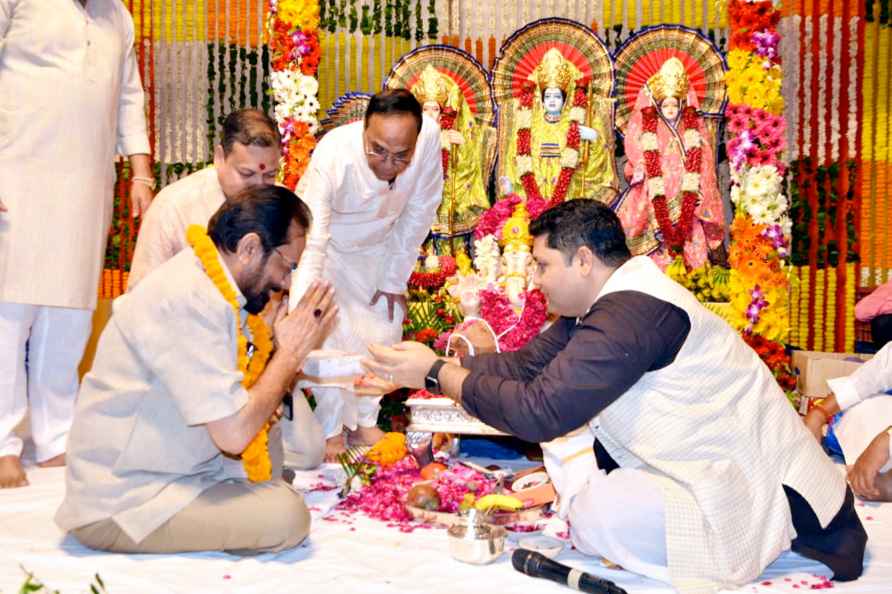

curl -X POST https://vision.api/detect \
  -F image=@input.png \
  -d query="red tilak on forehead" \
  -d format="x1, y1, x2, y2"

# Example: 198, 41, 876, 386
258, 163, 266, 171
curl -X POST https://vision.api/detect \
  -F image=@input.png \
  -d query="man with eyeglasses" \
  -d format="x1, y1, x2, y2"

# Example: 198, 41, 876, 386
290, 89, 443, 459
56, 186, 337, 554
126, 108, 328, 472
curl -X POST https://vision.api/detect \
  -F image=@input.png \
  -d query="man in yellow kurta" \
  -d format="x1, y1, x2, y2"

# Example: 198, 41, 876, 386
0, 0, 153, 487
408, 65, 491, 239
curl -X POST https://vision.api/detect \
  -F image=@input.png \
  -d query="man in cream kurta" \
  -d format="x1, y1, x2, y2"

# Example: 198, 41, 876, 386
290, 90, 442, 455
127, 167, 226, 289
366, 200, 867, 594
0, 0, 153, 487
56, 186, 333, 553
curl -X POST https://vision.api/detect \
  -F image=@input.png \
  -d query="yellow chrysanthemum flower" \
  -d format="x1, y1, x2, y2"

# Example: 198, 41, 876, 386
727, 49, 751, 71
277, 4, 301, 25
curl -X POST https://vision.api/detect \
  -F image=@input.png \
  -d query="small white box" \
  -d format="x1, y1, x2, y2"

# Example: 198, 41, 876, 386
301, 349, 364, 378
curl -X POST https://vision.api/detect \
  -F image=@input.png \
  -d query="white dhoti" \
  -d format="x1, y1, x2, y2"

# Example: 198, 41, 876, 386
833, 394, 892, 472
280, 389, 325, 469
0, 302, 92, 461
308, 248, 403, 438
568, 467, 670, 584
541, 426, 670, 584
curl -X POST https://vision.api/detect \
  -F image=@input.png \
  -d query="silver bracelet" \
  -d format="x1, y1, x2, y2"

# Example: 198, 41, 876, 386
131, 176, 156, 191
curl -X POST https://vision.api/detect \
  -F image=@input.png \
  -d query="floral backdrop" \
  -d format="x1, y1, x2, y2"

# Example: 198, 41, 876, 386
104, 0, 892, 358
724, 0, 795, 390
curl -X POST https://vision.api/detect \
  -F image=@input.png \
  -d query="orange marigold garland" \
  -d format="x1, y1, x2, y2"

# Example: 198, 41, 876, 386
186, 225, 274, 482
365, 432, 409, 467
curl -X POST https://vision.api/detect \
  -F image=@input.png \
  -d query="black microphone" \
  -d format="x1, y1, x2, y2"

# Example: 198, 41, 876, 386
511, 549, 628, 594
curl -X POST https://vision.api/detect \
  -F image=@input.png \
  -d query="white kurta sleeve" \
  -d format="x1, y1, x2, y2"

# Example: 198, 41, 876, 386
115, 16, 150, 156
888, 428, 892, 464
827, 342, 892, 411
0, 0, 17, 38
289, 159, 334, 306
127, 196, 179, 290
377, 128, 443, 294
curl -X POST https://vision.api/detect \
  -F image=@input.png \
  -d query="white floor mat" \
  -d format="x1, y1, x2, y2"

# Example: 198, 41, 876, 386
2, 463, 891, 594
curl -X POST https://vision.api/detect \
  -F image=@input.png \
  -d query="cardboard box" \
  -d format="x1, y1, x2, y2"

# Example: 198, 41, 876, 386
792, 350, 873, 398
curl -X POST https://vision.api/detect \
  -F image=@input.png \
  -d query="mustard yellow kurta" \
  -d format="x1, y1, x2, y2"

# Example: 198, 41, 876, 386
434, 107, 493, 236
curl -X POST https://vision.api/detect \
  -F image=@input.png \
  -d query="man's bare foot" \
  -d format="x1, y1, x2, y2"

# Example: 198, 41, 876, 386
37, 453, 66, 468
324, 433, 348, 463
348, 425, 386, 447
0, 455, 28, 488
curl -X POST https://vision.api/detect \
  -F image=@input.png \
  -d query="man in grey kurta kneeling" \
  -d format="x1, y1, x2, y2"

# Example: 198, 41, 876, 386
55, 185, 338, 554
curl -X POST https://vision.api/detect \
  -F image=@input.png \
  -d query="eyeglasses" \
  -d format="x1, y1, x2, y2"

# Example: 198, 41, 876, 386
274, 247, 298, 272
363, 137, 414, 167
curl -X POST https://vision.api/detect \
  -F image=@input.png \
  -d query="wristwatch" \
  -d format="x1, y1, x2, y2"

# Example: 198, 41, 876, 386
425, 359, 447, 395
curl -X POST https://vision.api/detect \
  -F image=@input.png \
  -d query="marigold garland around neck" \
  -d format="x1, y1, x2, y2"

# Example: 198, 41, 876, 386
640, 105, 702, 257
186, 225, 274, 482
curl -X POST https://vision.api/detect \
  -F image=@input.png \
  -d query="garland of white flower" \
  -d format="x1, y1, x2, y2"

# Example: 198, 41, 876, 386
268, 0, 323, 189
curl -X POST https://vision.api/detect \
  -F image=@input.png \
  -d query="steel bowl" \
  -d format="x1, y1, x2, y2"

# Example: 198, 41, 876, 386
447, 512, 506, 565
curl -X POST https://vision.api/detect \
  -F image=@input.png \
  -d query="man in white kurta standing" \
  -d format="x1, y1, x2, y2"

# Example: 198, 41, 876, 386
291, 89, 442, 458
127, 108, 280, 290
0, 0, 153, 488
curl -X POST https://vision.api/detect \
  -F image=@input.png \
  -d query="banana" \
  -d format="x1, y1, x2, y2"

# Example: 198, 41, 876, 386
666, 256, 687, 279
474, 493, 524, 511
712, 266, 731, 286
